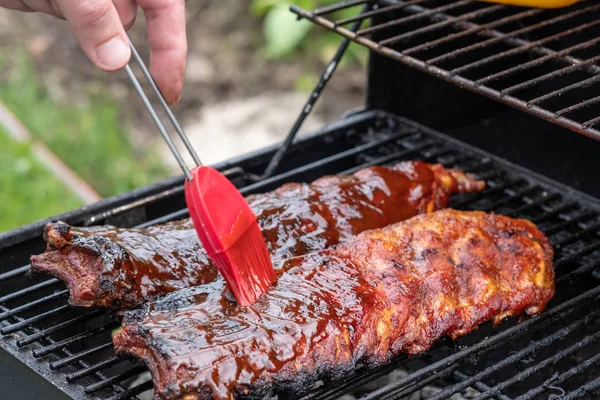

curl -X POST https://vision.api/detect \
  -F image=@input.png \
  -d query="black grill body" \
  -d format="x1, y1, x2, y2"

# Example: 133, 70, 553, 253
3, 1, 600, 398
3, 112, 600, 400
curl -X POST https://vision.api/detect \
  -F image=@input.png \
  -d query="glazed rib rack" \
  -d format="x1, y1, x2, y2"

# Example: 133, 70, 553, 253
291, 0, 600, 141
2, 112, 600, 399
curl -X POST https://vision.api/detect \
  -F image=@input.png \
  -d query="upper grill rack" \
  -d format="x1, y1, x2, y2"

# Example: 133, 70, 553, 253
3, 111, 600, 399
291, 0, 600, 142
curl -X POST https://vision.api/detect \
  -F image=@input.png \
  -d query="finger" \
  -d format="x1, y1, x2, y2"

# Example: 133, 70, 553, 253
21, 0, 62, 17
1, 0, 34, 11
113, 0, 137, 30
137, 0, 187, 104
54, 0, 131, 71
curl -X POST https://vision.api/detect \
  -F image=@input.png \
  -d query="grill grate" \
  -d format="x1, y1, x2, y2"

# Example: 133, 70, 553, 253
2, 111, 600, 399
291, 0, 600, 142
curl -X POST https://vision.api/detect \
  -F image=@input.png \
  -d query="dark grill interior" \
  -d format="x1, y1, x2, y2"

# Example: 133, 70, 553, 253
2, 111, 600, 399
291, 0, 600, 141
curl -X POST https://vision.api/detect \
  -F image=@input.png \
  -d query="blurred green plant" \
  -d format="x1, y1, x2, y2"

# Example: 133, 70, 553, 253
0, 51, 170, 198
251, 0, 369, 67
0, 126, 83, 232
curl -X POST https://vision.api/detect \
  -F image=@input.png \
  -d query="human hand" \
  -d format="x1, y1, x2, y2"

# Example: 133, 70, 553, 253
1, 0, 187, 104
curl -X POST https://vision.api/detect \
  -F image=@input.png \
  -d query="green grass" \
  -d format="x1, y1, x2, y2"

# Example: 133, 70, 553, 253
0, 126, 83, 232
0, 51, 170, 197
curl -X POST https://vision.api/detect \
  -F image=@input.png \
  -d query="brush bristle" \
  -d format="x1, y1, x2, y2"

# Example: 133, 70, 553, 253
212, 222, 276, 307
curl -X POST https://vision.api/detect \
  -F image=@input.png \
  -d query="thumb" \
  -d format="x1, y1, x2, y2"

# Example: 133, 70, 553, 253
54, 0, 131, 71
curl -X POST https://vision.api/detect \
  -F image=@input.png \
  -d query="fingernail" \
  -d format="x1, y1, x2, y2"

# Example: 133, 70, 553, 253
96, 36, 130, 70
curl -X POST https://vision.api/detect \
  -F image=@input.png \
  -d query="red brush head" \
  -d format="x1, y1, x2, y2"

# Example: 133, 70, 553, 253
184, 166, 276, 306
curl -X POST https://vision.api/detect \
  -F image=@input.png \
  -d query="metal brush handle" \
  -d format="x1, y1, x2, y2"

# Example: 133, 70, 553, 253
124, 35, 201, 181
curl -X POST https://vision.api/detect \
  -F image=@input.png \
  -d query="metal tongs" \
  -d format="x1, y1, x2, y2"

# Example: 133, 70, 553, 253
123, 37, 276, 307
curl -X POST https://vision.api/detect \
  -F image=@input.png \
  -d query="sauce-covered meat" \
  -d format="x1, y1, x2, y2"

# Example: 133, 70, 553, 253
30, 162, 484, 310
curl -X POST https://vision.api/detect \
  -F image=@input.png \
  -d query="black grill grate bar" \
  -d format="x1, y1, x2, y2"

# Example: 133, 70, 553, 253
335, 0, 426, 25
378, 4, 504, 47
451, 179, 524, 208
452, 157, 494, 174
515, 353, 600, 400
84, 364, 147, 394
536, 210, 594, 234
358, 0, 472, 36
474, 185, 539, 212
105, 380, 153, 400
357, 285, 600, 400
0, 264, 31, 281
451, 19, 600, 76
555, 376, 600, 400
412, 147, 457, 164
556, 95, 600, 117
554, 242, 600, 269
453, 371, 512, 400
503, 193, 561, 218
32, 321, 115, 358
426, 310, 600, 400
339, 140, 438, 175
425, 3, 600, 66
555, 260, 600, 285
583, 114, 600, 128
476, 36, 600, 86
474, 171, 501, 184
551, 221, 600, 248
554, 243, 600, 267
502, 53, 600, 95
0, 304, 69, 335
379, 363, 460, 400
444, 158, 484, 175
17, 310, 103, 347
138, 208, 188, 229
313, 0, 370, 16
66, 356, 120, 383
528, 75, 600, 106
474, 335, 600, 400
433, 150, 475, 165
0, 278, 59, 304
402, 8, 542, 56
529, 203, 580, 225
50, 342, 114, 370
0, 290, 68, 320
301, 356, 410, 400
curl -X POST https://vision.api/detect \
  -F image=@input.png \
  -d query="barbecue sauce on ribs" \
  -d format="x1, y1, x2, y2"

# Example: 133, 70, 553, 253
114, 210, 554, 400
30, 162, 484, 310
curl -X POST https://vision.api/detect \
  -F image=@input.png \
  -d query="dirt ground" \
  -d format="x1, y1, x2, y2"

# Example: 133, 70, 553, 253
0, 1, 366, 168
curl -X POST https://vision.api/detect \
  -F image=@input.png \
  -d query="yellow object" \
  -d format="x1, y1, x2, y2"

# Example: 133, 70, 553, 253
479, 0, 580, 8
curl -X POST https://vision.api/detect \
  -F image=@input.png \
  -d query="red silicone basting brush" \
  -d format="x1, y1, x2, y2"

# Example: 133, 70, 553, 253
123, 37, 276, 306
185, 167, 276, 305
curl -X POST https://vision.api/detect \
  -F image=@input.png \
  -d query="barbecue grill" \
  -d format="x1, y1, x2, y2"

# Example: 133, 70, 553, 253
2, 0, 600, 399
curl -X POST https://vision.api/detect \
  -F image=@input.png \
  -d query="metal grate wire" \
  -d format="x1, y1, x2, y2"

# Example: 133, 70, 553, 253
2, 112, 600, 399
291, 0, 600, 142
